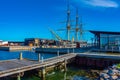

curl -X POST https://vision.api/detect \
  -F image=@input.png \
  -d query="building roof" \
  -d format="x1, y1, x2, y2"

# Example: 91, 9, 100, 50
89, 30, 120, 35
8, 41, 24, 43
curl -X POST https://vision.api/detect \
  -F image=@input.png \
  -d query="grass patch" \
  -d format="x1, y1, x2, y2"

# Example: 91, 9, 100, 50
46, 71, 64, 80
10, 67, 99, 80
46, 68, 98, 80
116, 64, 120, 69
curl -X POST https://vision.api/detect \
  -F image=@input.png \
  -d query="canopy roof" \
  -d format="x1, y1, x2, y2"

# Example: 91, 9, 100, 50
89, 30, 120, 35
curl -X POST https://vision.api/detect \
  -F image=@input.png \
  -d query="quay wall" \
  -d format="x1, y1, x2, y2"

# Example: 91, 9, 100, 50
0, 46, 33, 51
75, 55, 120, 68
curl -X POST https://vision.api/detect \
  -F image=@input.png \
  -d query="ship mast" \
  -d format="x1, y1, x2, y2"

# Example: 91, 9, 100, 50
75, 8, 79, 42
66, 0, 71, 41
79, 16, 83, 42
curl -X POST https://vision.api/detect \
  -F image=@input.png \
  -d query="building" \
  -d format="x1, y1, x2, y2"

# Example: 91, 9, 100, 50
8, 41, 24, 46
90, 30, 120, 50
0, 40, 8, 46
24, 38, 40, 46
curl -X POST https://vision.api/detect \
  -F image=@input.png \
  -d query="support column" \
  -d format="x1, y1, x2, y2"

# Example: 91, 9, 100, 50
17, 75, 21, 80
64, 58, 67, 72
41, 67, 46, 80
16, 72, 24, 80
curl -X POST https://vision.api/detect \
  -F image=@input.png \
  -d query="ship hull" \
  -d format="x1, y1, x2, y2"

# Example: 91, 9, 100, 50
35, 47, 93, 54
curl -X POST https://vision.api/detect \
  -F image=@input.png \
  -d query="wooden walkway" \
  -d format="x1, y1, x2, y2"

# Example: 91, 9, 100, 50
0, 53, 76, 78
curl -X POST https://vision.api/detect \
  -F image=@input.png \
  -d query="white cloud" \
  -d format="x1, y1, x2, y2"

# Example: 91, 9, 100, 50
81, 0, 119, 8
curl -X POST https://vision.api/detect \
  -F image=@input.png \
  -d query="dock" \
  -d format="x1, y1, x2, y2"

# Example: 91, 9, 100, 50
1, 52, 120, 79
0, 53, 76, 79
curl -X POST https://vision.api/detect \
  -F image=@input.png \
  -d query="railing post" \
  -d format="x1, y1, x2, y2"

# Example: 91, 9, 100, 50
38, 53, 40, 62
19, 52, 23, 60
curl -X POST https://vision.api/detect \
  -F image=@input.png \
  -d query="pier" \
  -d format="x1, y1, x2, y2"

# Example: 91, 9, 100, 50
1, 52, 120, 79
0, 53, 76, 80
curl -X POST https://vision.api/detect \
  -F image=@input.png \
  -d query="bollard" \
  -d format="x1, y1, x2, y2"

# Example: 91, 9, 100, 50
38, 53, 40, 62
19, 52, 23, 60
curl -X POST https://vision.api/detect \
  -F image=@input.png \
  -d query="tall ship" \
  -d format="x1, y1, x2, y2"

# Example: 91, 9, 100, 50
35, 2, 93, 54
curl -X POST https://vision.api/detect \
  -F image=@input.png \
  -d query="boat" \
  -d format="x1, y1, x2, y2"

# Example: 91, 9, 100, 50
35, 3, 93, 54
35, 47, 92, 54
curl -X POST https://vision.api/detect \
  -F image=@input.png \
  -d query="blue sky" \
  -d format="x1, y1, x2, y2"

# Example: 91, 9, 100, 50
0, 0, 120, 41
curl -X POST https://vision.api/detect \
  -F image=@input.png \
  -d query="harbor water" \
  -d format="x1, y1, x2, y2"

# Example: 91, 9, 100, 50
0, 51, 58, 60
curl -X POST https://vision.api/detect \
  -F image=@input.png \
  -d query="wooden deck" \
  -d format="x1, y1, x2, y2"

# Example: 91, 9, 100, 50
0, 53, 76, 78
